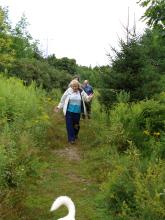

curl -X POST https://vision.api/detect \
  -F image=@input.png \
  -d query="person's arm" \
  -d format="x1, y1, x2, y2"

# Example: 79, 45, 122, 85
81, 90, 94, 102
90, 86, 94, 94
54, 88, 70, 112
58, 89, 70, 108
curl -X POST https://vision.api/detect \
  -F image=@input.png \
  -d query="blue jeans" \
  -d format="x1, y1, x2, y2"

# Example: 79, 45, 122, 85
65, 111, 80, 142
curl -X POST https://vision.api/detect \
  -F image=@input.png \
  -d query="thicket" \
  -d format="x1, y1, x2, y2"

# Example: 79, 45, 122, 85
92, 1, 165, 219
76, 65, 102, 87
0, 75, 51, 214
10, 58, 72, 91
90, 92, 165, 220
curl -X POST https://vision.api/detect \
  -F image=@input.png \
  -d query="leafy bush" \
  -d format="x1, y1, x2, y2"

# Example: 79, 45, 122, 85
116, 91, 130, 103
9, 58, 72, 91
99, 147, 165, 220
108, 97, 165, 157
0, 75, 50, 199
95, 92, 165, 219
98, 89, 117, 112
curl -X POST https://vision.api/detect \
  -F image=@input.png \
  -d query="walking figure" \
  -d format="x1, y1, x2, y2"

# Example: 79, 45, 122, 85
54, 80, 93, 144
82, 80, 94, 119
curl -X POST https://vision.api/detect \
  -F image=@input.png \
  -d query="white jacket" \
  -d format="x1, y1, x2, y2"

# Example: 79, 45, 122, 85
57, 88, 92, 116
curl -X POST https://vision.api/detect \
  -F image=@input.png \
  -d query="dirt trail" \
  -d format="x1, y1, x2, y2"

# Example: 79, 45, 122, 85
22, 113, 101, 220
53, 146, 81, 161
23, 139, 100, 220
47, 142, 99, 220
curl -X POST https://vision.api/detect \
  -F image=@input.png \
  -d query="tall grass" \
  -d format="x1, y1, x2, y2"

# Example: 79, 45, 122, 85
0, 75, 51, 213
89, 92, 165, 219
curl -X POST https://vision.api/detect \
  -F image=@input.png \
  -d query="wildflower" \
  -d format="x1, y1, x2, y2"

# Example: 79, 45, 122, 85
143, 130, 150, 136
127, 140, 133, 145
41, 113, 50, 121
47, 97, 52, 101
153, 132, 160, 137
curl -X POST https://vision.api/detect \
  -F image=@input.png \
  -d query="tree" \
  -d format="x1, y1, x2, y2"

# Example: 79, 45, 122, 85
9, 58, 72, 91
99, 27, 165, 108
0, 6, 15, 72
11, 14, 41, 59
47, 55, 77, 75
138, 0, 165, 29
76, 65, 101, 87
107, 37, 149, 100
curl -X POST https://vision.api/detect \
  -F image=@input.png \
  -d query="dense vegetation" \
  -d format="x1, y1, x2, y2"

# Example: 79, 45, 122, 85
95, 93, 165, 219
0, 0, 165, 219
0, 75, 51, 217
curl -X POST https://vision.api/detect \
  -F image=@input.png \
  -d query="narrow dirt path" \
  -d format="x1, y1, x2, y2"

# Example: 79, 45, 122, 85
47, 144, 99, 220
23, 114, 101, 220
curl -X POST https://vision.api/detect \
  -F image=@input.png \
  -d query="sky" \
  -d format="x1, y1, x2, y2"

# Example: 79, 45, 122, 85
0, 0, 146, 67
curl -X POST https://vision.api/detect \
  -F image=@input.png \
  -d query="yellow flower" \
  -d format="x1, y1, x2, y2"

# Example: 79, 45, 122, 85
143, 130, 150, 136
41, 113, 50, 121
127, 140, 133, 145
153, 132, 160, 137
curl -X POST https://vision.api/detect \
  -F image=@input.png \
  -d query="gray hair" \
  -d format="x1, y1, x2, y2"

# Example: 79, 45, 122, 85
69, 79, 81, 88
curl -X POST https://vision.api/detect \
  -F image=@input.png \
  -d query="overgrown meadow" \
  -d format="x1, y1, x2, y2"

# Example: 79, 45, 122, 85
0, 75, 52, 217
89, 92, 165, 220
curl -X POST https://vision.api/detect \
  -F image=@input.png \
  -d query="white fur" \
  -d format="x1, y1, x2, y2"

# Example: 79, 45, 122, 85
50, 196, 75, 220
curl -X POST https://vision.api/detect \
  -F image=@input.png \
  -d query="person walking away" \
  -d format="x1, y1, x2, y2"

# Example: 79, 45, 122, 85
54, 80, 93, 144
82, 80, 94, 119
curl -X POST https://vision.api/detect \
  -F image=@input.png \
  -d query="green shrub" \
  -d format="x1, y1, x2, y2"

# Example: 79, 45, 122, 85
98, 89, 117, 112
134, 160, 165, 220
108, 98, 165, 157
95, 93, 165, 219
0, 74, 50, 198
116, 91, 130, 103
9, 58, 72, 91
99, 147, 165, 219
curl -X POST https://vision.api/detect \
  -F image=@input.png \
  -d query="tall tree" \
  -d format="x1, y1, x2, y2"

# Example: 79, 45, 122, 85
138, 0, 165, 29
11, 14, 41, 59
0, 6, 15, 72
47, 55, 77, 75
99, 27, 165, 108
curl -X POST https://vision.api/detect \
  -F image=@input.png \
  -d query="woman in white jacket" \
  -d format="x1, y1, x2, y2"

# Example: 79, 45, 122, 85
54, 80, 93, 144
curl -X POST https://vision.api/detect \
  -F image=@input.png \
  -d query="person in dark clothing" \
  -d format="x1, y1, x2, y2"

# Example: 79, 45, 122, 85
82, 80, 94, 119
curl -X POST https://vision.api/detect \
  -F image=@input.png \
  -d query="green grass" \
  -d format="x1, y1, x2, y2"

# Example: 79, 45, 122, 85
12, 110, 105, 220
0, 82, 107, 220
